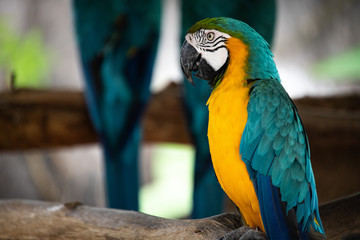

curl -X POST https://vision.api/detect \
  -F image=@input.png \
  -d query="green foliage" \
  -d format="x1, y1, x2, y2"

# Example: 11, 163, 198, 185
313, 46, 360, 82
0, 20, 51, 88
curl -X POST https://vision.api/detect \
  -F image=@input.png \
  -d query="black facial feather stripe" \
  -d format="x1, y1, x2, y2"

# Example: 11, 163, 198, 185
198, 37, 227, 48
200, 45, 227, 53
207, 35, 227, 44
193, 30, 227, 52
194, 29, 206, 43
199, 36, 227, 47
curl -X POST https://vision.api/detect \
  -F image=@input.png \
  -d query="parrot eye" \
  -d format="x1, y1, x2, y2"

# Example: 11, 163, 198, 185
207, 32, 215, 41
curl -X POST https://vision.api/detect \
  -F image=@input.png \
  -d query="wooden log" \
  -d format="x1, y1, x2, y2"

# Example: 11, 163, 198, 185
142, 83, 192, 144
0, 193, 359, 240
1, 85, 360, 151
0, 84, 192, 151
0, 89, 97, 150
320, 193, 360, 240
0, 200, 242, 240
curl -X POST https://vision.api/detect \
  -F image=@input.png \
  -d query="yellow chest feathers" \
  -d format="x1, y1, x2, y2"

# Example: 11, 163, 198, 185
206, 37, 264, 230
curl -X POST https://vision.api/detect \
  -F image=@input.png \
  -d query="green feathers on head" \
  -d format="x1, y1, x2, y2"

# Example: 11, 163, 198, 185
188, 17, 280, 81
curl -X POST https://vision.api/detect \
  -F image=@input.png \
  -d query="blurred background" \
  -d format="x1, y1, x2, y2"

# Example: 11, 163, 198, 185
0, 0, 359, 220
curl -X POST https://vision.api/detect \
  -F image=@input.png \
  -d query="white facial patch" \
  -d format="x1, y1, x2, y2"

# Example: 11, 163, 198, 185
201, 47, 228, 71
185, 29, 230, 72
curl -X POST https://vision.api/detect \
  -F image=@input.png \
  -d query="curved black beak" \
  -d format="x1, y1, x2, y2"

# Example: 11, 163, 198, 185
180, 40, 200, 86
180, 40, 222, 88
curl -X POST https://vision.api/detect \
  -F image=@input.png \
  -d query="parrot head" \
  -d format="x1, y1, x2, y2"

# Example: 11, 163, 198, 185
180, 17, 279, 88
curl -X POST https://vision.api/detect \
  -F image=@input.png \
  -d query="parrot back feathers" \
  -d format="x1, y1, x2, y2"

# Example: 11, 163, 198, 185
240, 79, 325, 239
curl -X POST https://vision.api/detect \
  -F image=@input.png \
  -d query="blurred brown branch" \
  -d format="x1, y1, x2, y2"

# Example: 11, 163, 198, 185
1, 84, 359, 151
0, 84, 192, 151
0, 193, 359, 240
0, 89, 97, 150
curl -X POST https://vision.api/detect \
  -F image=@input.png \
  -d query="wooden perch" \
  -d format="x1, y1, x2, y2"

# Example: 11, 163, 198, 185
0, 200, 242, 240
0, 193, 359, 240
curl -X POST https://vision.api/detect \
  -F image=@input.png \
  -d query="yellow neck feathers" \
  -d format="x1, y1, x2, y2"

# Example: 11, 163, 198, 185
206, 37, 264, 230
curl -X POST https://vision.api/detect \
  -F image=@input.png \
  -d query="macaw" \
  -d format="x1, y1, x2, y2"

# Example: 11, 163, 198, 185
181, 0, 276, 218
180, 17, 325, 239
72, 0, 160, 210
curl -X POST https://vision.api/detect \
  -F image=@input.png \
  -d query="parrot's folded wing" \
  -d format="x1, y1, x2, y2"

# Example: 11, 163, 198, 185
240, 79, 325, 237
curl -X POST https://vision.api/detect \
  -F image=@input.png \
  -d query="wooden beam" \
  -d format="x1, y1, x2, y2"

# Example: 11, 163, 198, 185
0, 84, 193, 151
141, 83, 192, 144
319, 193, 360, 240
0, 89, 97, 150
0, 193, 358, 240
0, 200, 242, 240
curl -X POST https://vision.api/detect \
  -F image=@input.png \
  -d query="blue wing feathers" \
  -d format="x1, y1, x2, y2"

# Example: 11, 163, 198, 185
296, 142, 306, 158
291, 161, 306, 182
266, 120, 280, 139
270, 158, 282, 186
273, 135, 285, 152
258, 135, 273, 155
252, 144, 275, 175
256, 174, 291, 240
240, 79, 325, 238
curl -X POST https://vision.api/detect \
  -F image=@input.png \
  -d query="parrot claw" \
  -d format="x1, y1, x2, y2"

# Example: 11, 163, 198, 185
219, 226, 267, 240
